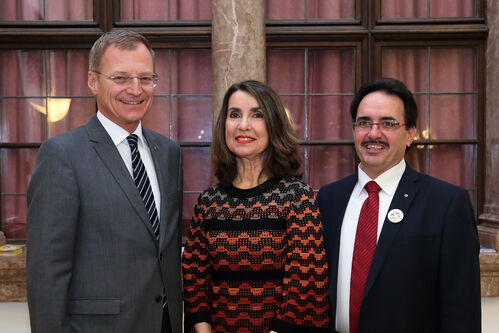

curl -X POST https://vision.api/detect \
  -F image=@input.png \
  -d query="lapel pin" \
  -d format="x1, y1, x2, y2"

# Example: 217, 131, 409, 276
388, 209, 404, 223
153, 146, 159, 151
404, 193, 408, 198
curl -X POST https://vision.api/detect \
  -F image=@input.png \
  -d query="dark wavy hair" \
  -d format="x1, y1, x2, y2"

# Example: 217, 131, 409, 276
350, 77, 418, 128
212, 80, 302, 187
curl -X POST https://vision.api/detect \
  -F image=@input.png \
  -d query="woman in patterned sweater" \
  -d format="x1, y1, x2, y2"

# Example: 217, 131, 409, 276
182, 80, 330, 333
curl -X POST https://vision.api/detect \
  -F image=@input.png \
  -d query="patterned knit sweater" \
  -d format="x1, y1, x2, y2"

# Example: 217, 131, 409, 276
182, 178, 330, 332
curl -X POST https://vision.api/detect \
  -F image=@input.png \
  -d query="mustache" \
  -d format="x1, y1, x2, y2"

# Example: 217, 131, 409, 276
362, 139, 389, 147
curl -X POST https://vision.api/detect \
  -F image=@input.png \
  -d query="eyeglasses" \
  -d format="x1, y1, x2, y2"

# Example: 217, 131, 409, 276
353, 119, 407, 131
93, 71, 158, 88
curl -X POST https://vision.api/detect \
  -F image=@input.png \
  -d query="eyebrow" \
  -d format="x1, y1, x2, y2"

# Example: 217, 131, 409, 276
228, 106, 262, 112
110, 71, 155, 76
356, 116, 397, 121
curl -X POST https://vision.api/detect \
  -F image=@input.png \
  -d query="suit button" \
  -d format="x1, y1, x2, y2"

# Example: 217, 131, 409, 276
159, 254, 163, 262
155, 295, 162, 303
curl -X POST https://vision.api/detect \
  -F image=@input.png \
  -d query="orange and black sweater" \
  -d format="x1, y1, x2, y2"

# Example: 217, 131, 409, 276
182, 178, 330, 332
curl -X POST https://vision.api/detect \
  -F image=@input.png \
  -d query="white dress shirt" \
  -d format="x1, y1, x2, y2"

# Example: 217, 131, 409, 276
97, 111, 161, 218
335, 159, 406, 333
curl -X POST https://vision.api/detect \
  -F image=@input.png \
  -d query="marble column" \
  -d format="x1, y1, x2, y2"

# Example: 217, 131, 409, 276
211, 0, 266, 122
479, 0, 499, 251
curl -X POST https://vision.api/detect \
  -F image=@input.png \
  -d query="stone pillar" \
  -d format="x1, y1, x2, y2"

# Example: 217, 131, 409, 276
479, 0, 499, 251
211, 0, 266, 122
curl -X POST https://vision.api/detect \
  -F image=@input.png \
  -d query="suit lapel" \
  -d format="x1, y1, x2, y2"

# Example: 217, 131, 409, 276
86, 116, 157, 240
363, 166, 421, 297
331, 176, 358, 265
321, 174, 357, 320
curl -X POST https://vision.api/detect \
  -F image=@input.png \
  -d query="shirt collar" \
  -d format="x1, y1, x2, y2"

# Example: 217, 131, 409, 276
97, 111, 145, 146
355, 159, 406, 197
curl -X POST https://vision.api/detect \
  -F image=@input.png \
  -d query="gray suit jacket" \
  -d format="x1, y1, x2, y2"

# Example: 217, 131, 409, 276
27, 115, 183, 333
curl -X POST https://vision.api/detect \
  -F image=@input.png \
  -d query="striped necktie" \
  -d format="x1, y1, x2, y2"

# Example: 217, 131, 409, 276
127, 134, 160, 241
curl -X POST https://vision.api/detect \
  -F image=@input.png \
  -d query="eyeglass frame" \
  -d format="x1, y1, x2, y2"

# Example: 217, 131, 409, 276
93, 70, 159, 88
353, 118, 408, 131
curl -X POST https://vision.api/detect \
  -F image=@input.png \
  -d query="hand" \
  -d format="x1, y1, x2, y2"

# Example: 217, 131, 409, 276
193, 322, 212, 333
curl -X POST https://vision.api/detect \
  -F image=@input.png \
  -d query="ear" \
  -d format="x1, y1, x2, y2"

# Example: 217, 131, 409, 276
406, 126, 417, 147
88, 70, 98, 96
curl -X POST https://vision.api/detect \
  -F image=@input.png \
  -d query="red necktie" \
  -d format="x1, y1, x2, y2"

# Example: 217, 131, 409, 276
349, 181, 381, 333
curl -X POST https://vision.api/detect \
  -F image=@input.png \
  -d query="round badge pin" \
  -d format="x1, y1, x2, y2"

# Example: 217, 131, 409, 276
388, 209, 404, 223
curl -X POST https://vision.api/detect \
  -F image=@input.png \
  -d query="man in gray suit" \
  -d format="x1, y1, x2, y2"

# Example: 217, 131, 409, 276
26, 30, 183, 333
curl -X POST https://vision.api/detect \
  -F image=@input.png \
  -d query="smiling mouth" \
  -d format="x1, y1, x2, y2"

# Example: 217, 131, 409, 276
121, 100, 143, 105
363, 140, 388, 151
235, 136, 255, 143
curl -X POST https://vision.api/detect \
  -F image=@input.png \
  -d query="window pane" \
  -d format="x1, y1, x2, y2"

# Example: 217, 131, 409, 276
430, 48, 475, 93
1, 148, 37, 240
381, 0, 427, 18
281, 95, 306, 140
429, 94, 475, 139
143, 97, 171, 138
405, 144, 428, 174
0, 0, 92, 21
1, 195, 27, 239
267, 0, 304, 20
1, 98, 47, 142
152, 49, 212, 142
429, 145, 476, 189
267, 0, 354, 19
268, 47, 356, 189
48, 98, 96, 138
381, 48, 428, 93
171, 50, 212, 95
267, 49, 305, 94
0, 149, 37, 194
412, 94, 428, 142
268, 48, 355, 140
49, 51, 90, 96
307, 0, 354, 19
309, 49, 354, 94
182, 147, 211, 192
121, 0, 211, 21
308, 96, 353, 140
381, 0, 475, 18
381, 46, 477, 137
182, 146, 212, 238
308, 146, 354, 190
429, 0, 475, 18
0, 50, 45, 98
172, 97, 212, 142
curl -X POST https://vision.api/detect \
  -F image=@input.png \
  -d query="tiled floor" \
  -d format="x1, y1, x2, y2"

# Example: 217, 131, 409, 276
1, 299, 498, 332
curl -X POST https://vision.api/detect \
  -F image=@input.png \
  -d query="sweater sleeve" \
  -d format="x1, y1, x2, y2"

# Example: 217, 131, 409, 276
269, 185, 331, 332
182, 197, 212, 328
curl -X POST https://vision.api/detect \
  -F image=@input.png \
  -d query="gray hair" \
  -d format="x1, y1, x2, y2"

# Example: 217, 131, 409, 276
89, 30, 155, 71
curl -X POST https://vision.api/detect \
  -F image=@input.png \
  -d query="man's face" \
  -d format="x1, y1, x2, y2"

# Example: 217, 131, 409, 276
88, 43, 154, 133
353, 91, 416, 179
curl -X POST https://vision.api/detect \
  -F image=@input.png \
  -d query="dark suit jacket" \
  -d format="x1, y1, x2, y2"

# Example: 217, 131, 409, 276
317, 165, 481, 333
27, 115, 183, 333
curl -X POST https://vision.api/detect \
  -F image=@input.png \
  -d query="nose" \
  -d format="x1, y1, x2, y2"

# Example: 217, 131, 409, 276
126, 77, 143, 95
238, 115, 251, 130
367, 123, 382, 138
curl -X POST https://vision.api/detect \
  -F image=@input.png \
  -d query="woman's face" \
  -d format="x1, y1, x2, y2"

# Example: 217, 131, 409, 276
225, 90, 269, 161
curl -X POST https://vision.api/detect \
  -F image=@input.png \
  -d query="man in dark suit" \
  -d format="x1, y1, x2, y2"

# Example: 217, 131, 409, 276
26, 30, 183, 333
317, 78, 481, 333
